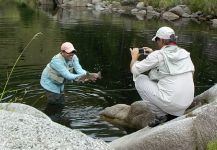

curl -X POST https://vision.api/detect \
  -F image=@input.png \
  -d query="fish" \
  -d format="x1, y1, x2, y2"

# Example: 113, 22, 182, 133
75, 71, 102, 83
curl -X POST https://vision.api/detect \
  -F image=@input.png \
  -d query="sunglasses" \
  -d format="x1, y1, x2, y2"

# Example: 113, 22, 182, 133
64, 50, 76, 55
155, 37, 160, 42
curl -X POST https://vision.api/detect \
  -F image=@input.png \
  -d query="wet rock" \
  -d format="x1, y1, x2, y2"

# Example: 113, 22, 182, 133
99, 104, 131, 128
191, 11, 203, 18
99, 101, 154, 129
121, 0, 138, 6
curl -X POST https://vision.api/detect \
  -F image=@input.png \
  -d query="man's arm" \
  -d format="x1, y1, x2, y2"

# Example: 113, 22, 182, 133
130, 48, 139, 71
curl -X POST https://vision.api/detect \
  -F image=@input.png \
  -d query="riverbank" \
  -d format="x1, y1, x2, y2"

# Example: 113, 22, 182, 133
36, 0, 217, 27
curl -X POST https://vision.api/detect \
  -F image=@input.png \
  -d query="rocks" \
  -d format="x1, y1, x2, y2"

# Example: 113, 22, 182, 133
99, 104, 131, 128
162, 11, 180, 21
37, 0, 217, 24
0, 103, 112, 150
100, 84, 217, 150
99, 101, 154, 129
211, 19, 217, 27
61, 0, 91, 7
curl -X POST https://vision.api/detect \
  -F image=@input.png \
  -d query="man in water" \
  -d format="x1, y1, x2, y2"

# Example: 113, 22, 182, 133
130, 27, 195, 127
40, 42, 99, 105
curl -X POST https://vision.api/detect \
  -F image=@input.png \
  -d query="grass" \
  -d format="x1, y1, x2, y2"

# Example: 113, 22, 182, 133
0, 32, 43, 102
207, 139, 217, 150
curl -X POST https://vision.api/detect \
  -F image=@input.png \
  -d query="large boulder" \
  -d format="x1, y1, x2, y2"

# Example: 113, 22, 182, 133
169, 5, 191, 17
0, 103, 112, 150
110, 102, 217, 150
162, 11, 180, 21
99, 101, 154, 129
99, 84, 217, 150
99, 104, 131, 128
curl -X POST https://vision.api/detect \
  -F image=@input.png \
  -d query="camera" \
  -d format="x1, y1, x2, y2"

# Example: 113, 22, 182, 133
139, 48, 144, 54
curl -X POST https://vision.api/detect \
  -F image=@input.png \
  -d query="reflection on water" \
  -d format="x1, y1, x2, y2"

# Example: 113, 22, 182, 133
0, 1, 217, 142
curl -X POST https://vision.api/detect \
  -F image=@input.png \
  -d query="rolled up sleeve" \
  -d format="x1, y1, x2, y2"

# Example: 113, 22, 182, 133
72, 55, 87, 75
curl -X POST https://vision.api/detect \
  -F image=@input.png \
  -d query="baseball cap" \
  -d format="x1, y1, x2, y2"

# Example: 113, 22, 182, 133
61, 42, 76, 53
152, 26, 176, 41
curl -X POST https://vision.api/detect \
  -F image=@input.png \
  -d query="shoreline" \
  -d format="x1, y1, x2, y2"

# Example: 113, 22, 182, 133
37, 0, 217, 28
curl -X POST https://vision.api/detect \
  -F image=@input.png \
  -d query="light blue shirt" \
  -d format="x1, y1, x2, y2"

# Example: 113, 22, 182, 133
40, 53, 86, 94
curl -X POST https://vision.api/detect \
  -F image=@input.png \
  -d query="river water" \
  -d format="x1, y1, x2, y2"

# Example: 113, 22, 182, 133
0, 1, 217, 142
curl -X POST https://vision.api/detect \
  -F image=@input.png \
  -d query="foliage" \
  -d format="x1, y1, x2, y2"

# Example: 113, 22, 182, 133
183, 0, 217, 15
142, 0, 181, 9
207, 139, 217, 150
0, 32, 43, 102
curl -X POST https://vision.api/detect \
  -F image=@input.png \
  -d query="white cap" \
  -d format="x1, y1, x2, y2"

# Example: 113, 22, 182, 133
152, 26, 176, 41
61, 42, 76, 53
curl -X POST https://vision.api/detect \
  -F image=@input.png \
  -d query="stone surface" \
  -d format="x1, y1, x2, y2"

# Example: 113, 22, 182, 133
162, 11, 180, 21
0, 103, 112, 150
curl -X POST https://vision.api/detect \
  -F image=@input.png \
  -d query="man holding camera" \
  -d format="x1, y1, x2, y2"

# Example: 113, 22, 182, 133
130, 27, 195, 127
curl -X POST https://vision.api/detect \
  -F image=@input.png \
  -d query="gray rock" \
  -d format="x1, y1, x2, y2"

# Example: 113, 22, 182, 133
99, 101, 154, 129
211, 19, 217, 28
137, 10, 146, 16
136, 2, 144, 9
182, 12, 191, 18
169, 5, 185, 16
162, 11, 180, 21
95, 3, 105, 11
99, 104, 130, 128
0, 103, 50, 120
110, 101, 217, 150
87, 3, 93, 7
126, 101, 153, 129
110, 117, 196, 150
131, 8, 139, 14
146, 6, 154, 12
92, 0, 101, 4
0, 103, 112, 150
61, 0, 91, 7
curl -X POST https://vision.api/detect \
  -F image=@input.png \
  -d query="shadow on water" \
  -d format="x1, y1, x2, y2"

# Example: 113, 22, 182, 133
0, 1, 217, 142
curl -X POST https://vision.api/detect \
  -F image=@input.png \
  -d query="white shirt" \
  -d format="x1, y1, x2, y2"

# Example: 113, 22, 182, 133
131, 47, 194, 116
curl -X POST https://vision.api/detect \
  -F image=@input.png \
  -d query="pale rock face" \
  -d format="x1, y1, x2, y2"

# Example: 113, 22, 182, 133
162, 11, 180, 21
0, 103, 113, 150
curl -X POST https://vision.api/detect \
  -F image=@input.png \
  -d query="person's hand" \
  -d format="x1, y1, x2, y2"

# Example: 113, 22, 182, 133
143, 47, 153, 54
130, 48, 139, 60
89, 73, 98, 82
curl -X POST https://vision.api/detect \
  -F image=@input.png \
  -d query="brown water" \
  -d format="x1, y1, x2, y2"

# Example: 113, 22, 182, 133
0, 1, 217, 142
